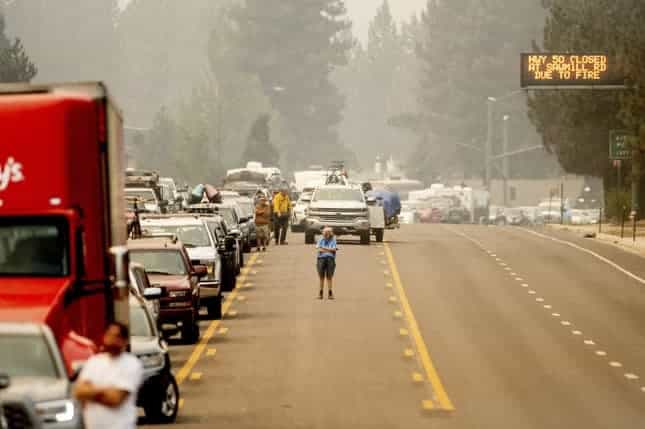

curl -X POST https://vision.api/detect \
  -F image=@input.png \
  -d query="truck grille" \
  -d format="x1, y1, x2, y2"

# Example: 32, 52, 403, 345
317, 214, 361, 222
2, 402, 35, 429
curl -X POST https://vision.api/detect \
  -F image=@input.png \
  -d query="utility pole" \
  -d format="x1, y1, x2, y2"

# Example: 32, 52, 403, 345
502, 115, 510, 206
485, 97, 495, 190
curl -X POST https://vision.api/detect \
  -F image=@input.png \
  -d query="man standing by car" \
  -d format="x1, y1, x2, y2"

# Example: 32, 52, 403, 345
74, 322, 143, 429
273, 188, 291, 245
255, 196, 271, 251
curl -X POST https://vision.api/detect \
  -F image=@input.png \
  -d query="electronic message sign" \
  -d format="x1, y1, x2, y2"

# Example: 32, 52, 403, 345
521, 53, 625, 88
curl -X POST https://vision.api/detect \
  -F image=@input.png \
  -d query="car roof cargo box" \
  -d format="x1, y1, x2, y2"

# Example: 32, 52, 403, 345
125, 169, 160, 188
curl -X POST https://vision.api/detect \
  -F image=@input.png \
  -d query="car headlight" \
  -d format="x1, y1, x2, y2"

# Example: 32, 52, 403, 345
169, 290, 188, 298
35, 399, 76, 423
139, 352, 165, 369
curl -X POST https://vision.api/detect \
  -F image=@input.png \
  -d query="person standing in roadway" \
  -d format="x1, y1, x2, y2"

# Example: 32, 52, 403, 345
272, 188, 291, 245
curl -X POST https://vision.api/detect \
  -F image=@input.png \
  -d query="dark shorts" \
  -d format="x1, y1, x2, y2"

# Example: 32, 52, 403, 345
317, 257, 336, 278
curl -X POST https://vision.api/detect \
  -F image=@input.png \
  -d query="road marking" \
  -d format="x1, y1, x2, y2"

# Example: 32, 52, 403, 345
584, 340, 595, 345
572, 330, 582, 335
227, 310, 238, 318
536, 298, 544, 302
515, 277, 524, 281
412, 372, 424, 383
189, 372, 202, 381
385, 282, 393, 289
596, 350, 608, 356
609, 361, 623, 368
380, 260, 387, 265
520, 228, 645, 287
552, 313, 561, 317
251, 270, 258, 275
521, 283, 529, 287
510, 272, 517, 275
206, 348, 217, 357
393, 311, 403, 319
560, 321, 571, 326
422, 399, 435, 410
504, 267, 512, 271
528, 290, 536, 295
625, 373, 639, 380
490, 254, 497, 257
217, 327, 229, 335
179, 398, 184, 409
388, 296, 398, 303
174, 254, 258, 385
399, 328, 409, 337
543, 304, 552, 309
403, 348, 415, 358
384, 243, 455, 411
384, 270, 391, 276
499, 263, 507, 267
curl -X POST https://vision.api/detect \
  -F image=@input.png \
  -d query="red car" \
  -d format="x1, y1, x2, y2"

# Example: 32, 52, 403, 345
128, 237, 206, 344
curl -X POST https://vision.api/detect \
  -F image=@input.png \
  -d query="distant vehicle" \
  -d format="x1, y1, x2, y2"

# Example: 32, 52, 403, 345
570, 209, 595, 225
293, 170, 327, 193
291, 191, 313, 232
125, 187, 163, 214
202, 215, 240, 292
305, 185, 372, 245
128, 237, 204, 343
370, 177, 425, 201
0, 322, 82, 428
130, 295, 179, 423
213, 202, 253, 253
503, 208, 530, 226
139, 215, 223, 320
399, 201, 419, 224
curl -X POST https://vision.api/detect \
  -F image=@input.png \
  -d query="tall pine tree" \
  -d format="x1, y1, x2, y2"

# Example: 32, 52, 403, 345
0, 12, 37, 82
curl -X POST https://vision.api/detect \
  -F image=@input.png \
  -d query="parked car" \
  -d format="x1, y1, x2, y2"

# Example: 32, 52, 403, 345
0, 322, 83, 428
202, 215, 240, 292
140, 215, 223, 319
229, 197, 257, 249
291, 191, 313, 232
128, 237, 204, 343
130, 295, 179, 423
504, 208, 531, 226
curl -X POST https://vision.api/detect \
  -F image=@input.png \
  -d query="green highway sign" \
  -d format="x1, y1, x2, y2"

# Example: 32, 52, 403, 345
609, 130, 634, 160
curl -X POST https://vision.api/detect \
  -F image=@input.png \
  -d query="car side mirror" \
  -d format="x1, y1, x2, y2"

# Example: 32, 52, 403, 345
143, 287, 162, 300
0, 373, 10, 389
193, 265, 208, 277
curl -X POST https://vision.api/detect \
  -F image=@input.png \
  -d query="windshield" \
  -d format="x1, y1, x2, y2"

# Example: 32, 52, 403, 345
125, 189, 157, 202
235, 200, 254, 217
0, 333, 59, 378
312, 189, 364, 202
130, 250, 187, 276
217, 207, 237, 226
130, 300, 154, 338
0, 218, 69, 276
143, 224, 211, 247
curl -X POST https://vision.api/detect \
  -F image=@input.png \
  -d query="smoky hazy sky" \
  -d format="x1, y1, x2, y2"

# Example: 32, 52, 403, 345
346, 0, 427, 44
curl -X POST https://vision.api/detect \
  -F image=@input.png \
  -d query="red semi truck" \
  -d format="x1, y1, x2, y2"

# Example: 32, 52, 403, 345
0, 82, 130, 375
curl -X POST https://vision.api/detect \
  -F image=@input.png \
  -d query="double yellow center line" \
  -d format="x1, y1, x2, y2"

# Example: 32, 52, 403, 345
175, 253, 258, 385
383, 243, 455, 412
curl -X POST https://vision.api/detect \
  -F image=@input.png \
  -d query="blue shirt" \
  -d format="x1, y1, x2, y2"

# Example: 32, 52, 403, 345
316, 237, 337, 259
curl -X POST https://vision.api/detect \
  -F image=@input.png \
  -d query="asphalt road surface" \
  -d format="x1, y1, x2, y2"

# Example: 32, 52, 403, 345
143, 224, 645, 429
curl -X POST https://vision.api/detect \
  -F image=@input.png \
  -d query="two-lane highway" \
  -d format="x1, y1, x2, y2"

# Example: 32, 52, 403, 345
147, 224, 645, 429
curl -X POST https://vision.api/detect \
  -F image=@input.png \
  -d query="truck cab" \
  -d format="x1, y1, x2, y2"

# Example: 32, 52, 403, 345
0, 82, 130, 375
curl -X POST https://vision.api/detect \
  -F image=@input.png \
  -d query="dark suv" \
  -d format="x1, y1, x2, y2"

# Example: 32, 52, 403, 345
128, 238, 204, 344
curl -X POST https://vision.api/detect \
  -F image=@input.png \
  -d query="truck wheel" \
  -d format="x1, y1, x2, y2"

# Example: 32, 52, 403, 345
305, 231, 315, 244
207, 295, 222, 320
182, 316, 200, 344
360, 231, 370, 245
374, 229, 384, 243
144, 373, 179, 424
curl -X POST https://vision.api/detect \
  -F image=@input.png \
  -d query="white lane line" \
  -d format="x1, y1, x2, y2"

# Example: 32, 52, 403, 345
596, 350, 608, 356
584, 340, 595, 345
528, 290, 537, 295
543, 304, 552, 309
625, 373, 639, 380
520, 228, 645, 287
504, 267, 512, 271
572, 330, 582, 336
521, 283, 529, 288
515, 277, 524, 281
510, 272, 517, 275
552, 313, 561, 317
561, 321, 572, 326
609, 361, 623, 368
536, 297, 545, 302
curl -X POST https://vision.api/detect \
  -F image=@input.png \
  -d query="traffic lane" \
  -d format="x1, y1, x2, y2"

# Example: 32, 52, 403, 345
531, 225, 645, 279
459, 224, 645, 385
161, 238, 437, 429
388, 224, 645, 429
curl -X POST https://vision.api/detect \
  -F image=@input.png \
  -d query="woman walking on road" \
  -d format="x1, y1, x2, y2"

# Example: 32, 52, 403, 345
316, 227, 337, 300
